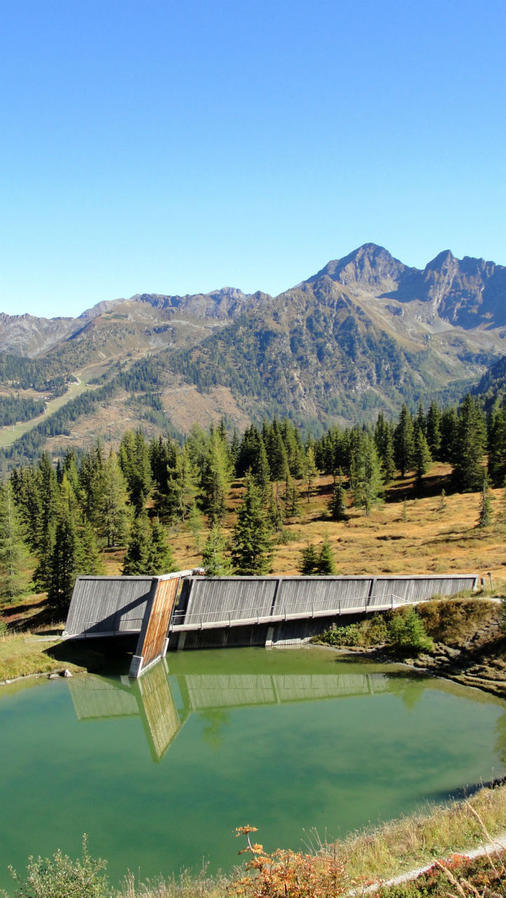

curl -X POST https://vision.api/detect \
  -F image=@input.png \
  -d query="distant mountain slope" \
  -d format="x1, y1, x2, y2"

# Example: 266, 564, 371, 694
474, 355, 506, 409
166, 244, 506, 423
0, 243, 505, 458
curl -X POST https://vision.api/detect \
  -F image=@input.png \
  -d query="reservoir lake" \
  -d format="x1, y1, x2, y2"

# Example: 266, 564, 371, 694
1, 646, 505, 889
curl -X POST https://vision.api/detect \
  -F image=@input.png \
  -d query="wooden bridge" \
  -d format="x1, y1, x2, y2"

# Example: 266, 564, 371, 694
64, 572, 479, 678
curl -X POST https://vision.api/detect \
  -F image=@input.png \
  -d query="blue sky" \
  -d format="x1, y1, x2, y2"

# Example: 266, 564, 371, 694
1, 0, 505, 318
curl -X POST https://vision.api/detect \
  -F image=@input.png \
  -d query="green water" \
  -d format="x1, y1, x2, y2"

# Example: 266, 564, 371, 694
1, 647, 505, 889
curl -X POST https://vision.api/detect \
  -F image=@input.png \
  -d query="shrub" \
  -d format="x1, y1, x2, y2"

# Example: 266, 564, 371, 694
388, 607, 434, 655
7, 836, 110, 898
231, 825, 351, 898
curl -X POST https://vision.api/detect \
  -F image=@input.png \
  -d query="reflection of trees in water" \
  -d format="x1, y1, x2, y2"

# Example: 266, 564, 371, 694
385, 673, 426, 710
495, 711, 506, 766
200, 709, 230, 750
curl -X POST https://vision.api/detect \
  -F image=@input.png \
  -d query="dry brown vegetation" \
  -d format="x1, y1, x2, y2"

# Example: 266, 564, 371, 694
163, 464, 506, 588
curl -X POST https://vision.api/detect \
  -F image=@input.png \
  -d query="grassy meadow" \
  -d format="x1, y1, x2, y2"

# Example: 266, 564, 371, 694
103, 462, 505, 587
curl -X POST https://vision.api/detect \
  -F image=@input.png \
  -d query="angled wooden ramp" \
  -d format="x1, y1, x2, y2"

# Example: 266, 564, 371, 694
64, 570, 201, 678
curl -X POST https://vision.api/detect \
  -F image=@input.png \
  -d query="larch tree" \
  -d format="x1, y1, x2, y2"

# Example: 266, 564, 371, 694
349, 432, 383, 515
96, 451, 131, 548
202, 525, 232, 576
0, 481, 29, 602
200, 430, 232, 524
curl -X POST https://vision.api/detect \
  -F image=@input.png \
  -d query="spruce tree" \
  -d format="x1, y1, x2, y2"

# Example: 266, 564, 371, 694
488, 399, 506, 486
267, 421, 289, 483
122, 513, 152, 575
439, 407, 458, 462
47, 514, 80, 611
202, 525, 232, 576
394, 404, 415, 477
299, 543, 318, 575
47, 476, 102, 611
452, 394, 486, 492
316, 536, 336, 574
148, 518, 176, 573
283, 475, 300, 520
374, 416, 396, 483
231, 474, 272, 575
426, 401, 442, 459
118, 430, 152, 512
254, 438, 271, 495
328, 480, 347, 521
0, 481, 29, 602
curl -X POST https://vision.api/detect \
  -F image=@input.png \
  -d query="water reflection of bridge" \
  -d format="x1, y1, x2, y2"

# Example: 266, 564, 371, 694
68, 664, 392, 762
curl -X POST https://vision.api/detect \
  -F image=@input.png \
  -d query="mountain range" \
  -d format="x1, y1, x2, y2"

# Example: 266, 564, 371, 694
0, 243, 505, 459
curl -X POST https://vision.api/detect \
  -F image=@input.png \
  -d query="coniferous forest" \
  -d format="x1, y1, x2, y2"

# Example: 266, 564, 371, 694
0, 391, 504, 617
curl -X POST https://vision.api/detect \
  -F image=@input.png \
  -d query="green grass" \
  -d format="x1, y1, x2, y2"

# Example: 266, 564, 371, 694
0, 379, 93, 448
0, 631, 82, 681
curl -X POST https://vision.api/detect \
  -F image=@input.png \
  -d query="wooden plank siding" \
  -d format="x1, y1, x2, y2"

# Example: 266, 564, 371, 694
64, 571, 479, 675
64, 576, 155, 638
171, 574, 479, 630
130, 576, 181, 677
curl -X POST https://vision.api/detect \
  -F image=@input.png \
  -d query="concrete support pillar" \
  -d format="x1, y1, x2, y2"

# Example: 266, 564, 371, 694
129, 655, 144, 677
177, 631, 187, 651
265, 626, 275, 647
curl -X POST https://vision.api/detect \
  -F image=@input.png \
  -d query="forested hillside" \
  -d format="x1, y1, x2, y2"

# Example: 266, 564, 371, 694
0, 393, 504, 621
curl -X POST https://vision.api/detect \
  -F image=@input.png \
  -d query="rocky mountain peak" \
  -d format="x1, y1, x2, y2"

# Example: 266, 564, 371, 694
309, 243, 409, 290
424, 249, 458, 273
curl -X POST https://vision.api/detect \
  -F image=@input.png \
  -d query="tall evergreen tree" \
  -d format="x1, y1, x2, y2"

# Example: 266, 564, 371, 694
149, 518, 176, 573
122, 514, 176, 575
200, 430, 232, 524
0, 481, 29, 602
414, 424, 432, 491
349, 432, 383, 515
231, 474, 272, 575
299, 542, 318, 575
96, 452, 131, 548
374, 414, 396, 483
439, 407, 458, 462
426, 401, 442, 459
328, 479, 347, 521
316, 536, 336, 574
488, 399, 506, 486
118, 430, 152, 512
122, 513, 152, 575
46, 476, 102, 611
451, 394, 486, 492
394, 404, 415, 477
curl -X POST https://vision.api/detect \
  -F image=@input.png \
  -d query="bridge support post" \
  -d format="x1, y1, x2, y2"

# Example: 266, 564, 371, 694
265, 625, 275, 647
177, 631, 187, 651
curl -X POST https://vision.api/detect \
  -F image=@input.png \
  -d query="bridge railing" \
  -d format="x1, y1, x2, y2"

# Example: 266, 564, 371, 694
169, 593, 419, 631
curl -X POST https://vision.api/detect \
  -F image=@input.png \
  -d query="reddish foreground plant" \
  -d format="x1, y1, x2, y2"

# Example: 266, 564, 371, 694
229, 825, 353, 898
